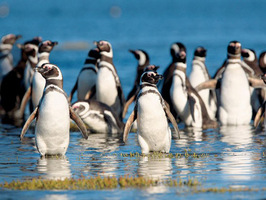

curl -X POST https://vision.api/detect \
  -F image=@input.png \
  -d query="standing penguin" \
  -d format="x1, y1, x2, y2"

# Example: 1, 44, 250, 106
197, 41, 253, 126
23, 37, 42, 91
94, 40, 125, 120
30, 40, 58, 110
170, 46, 217, 129
123, 69, 179, 154
160, 42, 186, 117
72, 99, 124, 134
68, 48, 100, 103
189, 47, 217, 120
0, 34, 21, 85
241, 48, 265, 117
126, 49, 150, 101
20, 63, 88, 156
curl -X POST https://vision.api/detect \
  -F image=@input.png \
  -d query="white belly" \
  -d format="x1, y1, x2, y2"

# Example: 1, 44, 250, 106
189, 66, 216, 120
137, 92, 171, 153
219, 64, 252, 125
171, 75, 193, 126
32, 72, 46, 108
77, 70, 97, 100
35, 92, 70, 156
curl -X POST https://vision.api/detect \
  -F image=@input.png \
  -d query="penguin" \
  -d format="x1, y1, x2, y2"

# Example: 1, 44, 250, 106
23, 37, 42, 91
68, 48, 100, 103
94, 40, 125, 120
189, 46, 217, 120
0, 41, 32, 125
170, 46, 217, 129
126, 49, 150, 101
0, 34, 21, 85
72, 99, 124, 134
197, 41, 253, 126
30, 40, 58, 110
241, 48, 265, 118
122, 64, 159, 119
259, 51, 266, 74
20, 63, 88, 156
123, 70, 180, 154
160, 42, 186, 118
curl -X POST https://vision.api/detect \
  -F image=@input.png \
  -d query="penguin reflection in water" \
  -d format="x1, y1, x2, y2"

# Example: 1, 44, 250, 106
20, 63, 88, 157
123, 68, 180, 154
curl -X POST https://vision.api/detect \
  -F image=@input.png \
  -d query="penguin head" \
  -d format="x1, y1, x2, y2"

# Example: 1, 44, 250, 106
88, 48, 100, 59
241, 48, 257, 62
170, 42, 186, 63
72, 101, 89, 117
1, 34, 21, 45
194, 46, 207, 58
140, 71, 163, 85
94, 40, 113, 58
37, 63, 63, 81
38, 40, 58, 53
259, 51, 266, 70
129, 49, 150, 66
227, 41, 241, 59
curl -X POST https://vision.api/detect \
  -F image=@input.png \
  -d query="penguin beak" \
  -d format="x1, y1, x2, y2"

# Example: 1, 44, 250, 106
36, 67, 46, 74
15, 35, 22, 40
93, 41, 99, 46
51, 41, 58, 46
154, 66, 160, 71
156, 74, 164, 80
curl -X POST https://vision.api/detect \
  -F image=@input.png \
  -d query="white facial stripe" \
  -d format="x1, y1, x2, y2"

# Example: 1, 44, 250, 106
29, 55, 38, 64
136, 50, 146, 66
45, 64, 63, 80
264, 54, 266, 64
0, 43, 13, 51
244, 49, 255, 62
100, 41, 113, 58
73, 102, 90, 117
171, 43, 180, 54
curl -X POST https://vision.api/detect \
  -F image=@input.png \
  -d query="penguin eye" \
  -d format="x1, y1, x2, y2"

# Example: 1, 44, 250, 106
99, 42, 103, 46
147, 73, 151, 77
230, 43, 235, 47
236, 43, 241, 48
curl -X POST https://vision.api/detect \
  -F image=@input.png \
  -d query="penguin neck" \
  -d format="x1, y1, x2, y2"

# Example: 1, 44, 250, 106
194, 56, 206, 62
140, 82, 157, 89
0, 43, 13, 53
45, 79, 63, 89
37, 52, 50, 67
99, 54, 113, 64
175, 62, 187, 73
227, 53, 241, 60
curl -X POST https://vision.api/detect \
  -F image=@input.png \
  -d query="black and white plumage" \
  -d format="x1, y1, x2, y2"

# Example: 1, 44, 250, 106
259, 51, 266, 74
123, 69, 179, 154
127, 49, 150, 101
189, 46, 217, 120
170, 45, 217, 129
20, 63, 88, 156
72, 99, 124, 134
94, 40, 125, 120
68, 48, 100, 102
0, 34, 21, 85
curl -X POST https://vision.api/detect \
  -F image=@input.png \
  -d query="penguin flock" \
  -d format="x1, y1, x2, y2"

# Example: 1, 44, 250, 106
1, 33, 266, 156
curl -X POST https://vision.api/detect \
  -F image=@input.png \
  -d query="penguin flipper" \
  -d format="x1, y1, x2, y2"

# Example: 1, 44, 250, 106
17, 86, 32, 118
195, 79, 218, 92
254, 103, 266, 128
122, 90, 137, 119
84, 85, 96, 100
20, 106, 38, 140
123, 107, 137, 142
68, 81, 78, 103
187, 94, 196, 122
69, 106, 89, 139
248, 77, 266, 88
163, 104, 180, 139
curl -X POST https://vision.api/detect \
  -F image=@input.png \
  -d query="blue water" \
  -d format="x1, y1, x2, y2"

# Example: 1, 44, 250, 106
1, 0, 266, 199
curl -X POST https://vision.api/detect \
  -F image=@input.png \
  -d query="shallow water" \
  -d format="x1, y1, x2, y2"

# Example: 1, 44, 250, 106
1, 0, 266, 199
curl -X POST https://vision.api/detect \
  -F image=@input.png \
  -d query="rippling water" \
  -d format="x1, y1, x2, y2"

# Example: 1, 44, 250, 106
1, 0, 266, 199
